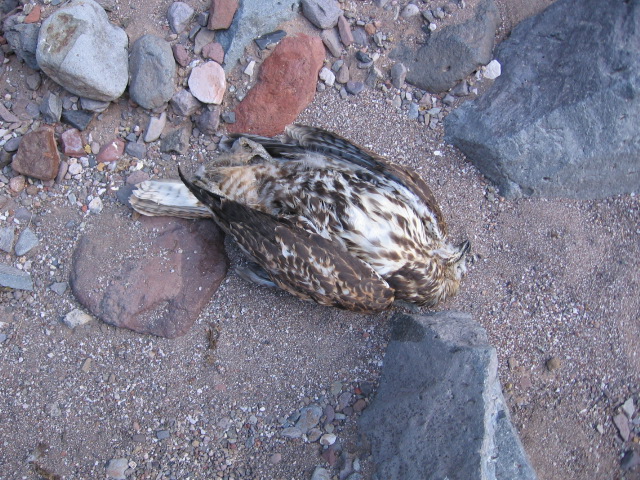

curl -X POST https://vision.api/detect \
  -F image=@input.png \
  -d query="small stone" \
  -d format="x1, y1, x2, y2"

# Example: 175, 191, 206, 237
194, 28, 216, 55
621, 450, 640, 471
0, 227, 14, 253
208, 0, 239, 30
320, 433, 337, 446
171, 89, 201, 117
202, 42, 225, 64
96, 139, 125, 163
295, 405, 323, 434
106, 458, 128, 480
81, 358, 92, 372
160, 124, 192, 155
301, 0, 342, 29
307, 427, 322, 442
195, 107, 221, 135
546, 356, 562, 371
15, 228, 39, 256
483, 59, 501, 80
337, 15, 354, 46
336, 63, 350, 84
319, 67, 335, 87
11, 126, 60, 181
80, 98, 110, 113
144, 112, 167, 143
167, 2, 194, 34
244, 60, 256, 77
270, 453, 282, 464
50, 282, 68, 295
311, 466, 331, 480
345, 81, 364, 95
254, 30, 286, 50
321, 29, 342, 58
3, 137, 21, 153
88, 197, 103, 214
68, 163, 83, 175
0, 264, 33, 291
622, 397, 635, 419
0, 333, 7, 343
408, 102, 419, 120
9, 176, 26, 193
613, 413, 631, 441
40, 92, 62, 123
281, 426, 303, 439
156, 430, 171, 440
188, 62, 226, 104
62, 308, 92, 328
61, 129, 86, 157
61, 109, 94, 131
352, 398, 367, 413
172, 44, 190, 67
221, 111, 236, 124
125, 142, 147, 159
391, 62, 407, 89
401, 4, 420, 18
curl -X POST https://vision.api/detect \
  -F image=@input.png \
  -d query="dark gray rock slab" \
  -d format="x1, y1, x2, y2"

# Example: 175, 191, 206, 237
0, 264, 33, 291
391, 0, 498, 93
300, 0, 342, 29
14, 228, 39, 256
215, 0, 299, 71
129, 34, 176, 110
36, 0, 128, 101
70, 214, 228, 338
444, 0, 640, 199
359, 312, 536, 480
4, 20, 40, 70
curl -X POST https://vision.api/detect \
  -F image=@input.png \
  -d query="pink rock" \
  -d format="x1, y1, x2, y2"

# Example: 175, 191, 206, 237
337, 15, 354, 46
172, 44, 190, 67
208, 0, 239, 30
96, 139, 125, 163
70, 214, 228, 338
188, 61, 226, 104
8, 175, 26, 193
24, 4, 41, 23
11, 126, 60, 181
229, 35, 325, 137
202, 42, 225, 64
61, 129, 86, 157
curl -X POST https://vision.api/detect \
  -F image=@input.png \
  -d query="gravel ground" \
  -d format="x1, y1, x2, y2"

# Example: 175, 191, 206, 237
1, 1, 639, 479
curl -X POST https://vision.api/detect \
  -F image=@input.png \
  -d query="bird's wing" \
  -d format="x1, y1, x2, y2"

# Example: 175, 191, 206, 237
228, 126, 448, 236
179, 168, 395, 312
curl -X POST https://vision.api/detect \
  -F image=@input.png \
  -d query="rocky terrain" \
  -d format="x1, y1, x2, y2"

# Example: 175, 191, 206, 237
0, 0, 639, 479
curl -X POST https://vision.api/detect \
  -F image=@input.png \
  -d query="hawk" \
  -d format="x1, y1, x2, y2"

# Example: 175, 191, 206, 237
130, 125, 469, 313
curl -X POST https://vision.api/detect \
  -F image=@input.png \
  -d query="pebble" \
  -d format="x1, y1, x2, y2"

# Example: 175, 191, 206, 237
320, 433, 337, 445
144, 112, 167, 143
0, 263, 33, 291
96, 139, 125, 163
0, 333, 7, 343
194, 28, 216, 55
621, 450, 640, 471
188, 61, 226, 104
88, 197, 103, 214
613, 413, 631, 441
125, 141, 147, 159
401, 4, 420, 18
0, 227, 14, 253
483, 59, 502, 80
15, 228, 39, 256
9, 175, 26, 193
62, 308, 92, 328
254, 30, 287, 50
244, 60, 256, 77
321, 29, 342, 57
295, 405, 323, 433
622, 397, 635, 418
319, 67, 336, 87
408, 102, 419, 120
50, 282, 68, 295
3, 136, 21, 153
167, 2, 194, 34
269, 452, 282, 464
105, 458, 128, 480
172, 44, 190, 68
202, 42, 225, 63
345, 81, 364, 95
546, 356, 562, 371
156, 429, 171, 440
61, 109, 94, 131
336, 63, 350, 84
68, 163, 83, 175
311, 466, 331, 480
281, 426, 302, 439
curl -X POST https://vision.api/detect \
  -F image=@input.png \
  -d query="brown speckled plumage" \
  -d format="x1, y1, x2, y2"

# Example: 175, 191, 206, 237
130, 125, 469, 312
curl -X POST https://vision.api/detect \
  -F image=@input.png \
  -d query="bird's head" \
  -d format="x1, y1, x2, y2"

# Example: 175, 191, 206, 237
430, 239, 470, 302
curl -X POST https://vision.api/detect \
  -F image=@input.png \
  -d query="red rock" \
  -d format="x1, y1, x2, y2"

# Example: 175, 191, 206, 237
24, 5, 41, 24
229, 35, 325, 136
11, 126, 60, 181
70, 214, 228, 338
202, 42, 225, 64
96, 138, 125, 163
337, 15, 354, 46
208, 0, 239, 30
61, 129, 86, 157
172, 44, 190, 67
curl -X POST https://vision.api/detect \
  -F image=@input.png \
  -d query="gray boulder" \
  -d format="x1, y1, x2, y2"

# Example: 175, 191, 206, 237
444, 0, 640, 199
4, 19, 40, 70
359, 312, 536, 480
215, 0, 299, 71
129, 35, 176, 110
391, 0, 498, 93
36, 0, 128, 102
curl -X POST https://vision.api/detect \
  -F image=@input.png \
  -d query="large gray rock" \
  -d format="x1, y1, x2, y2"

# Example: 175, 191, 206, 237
0, 264, 33, 291
129, 35, 176, 110
36, 0, 128, 102
4, 19, 40, 70
215, 0, 299, 71
391, 0, 498, 93
445, 0, 640, 199
359, 312, 536, 480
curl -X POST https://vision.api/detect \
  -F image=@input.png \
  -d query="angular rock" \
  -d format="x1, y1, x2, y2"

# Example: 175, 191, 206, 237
160, 123, 192, 155
359, 312, 537, 480
254, 30, 286, 50
70, 214, 228, 338
61, 129, 85, 157
295, 405, 323, 434
445, 0, 640, 199
79, 97, 110, 113
167, 2, 194, 34
229, 35, 324, 136
0, 264, 33, 291
105, 458, 128, 480
194, 28, 216, 55
337, 15, 354, 47
321, 28, 342, 57
390, 62, 407, 89
172, 43, 190, 67
96, 139, 125, 163
36, 0, 128, 101
195, 107, 221, 135
208, 0, 239, 30
11, 126, 60, 181
129, 35, 176, 110
15, 228, 39, 256
188, 61, 226, 104
61, 109, 94, 131
62, 308, 92, 328
0, 227, 15, 254
26, 72, 42, 90
201, 42, 225, 64
24, 4, 41, 23
0, 104, 20, 123
301, 0, 342, 29
125, 141, 146, 159
3, 137, 21, 153
4, 21, 40, 70
393, 0, 498, 92
215, 0, 299, 70
171, 89, 201, 117
144, 112, 167, 143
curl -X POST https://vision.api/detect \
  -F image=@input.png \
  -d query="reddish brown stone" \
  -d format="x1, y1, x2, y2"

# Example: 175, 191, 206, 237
208, 0, 239, 30
229, 35, 325, 136
202, 42, 225, 64
96, 138, 125, 163
172, 44, 190, 67
70, 214, 228, 338
11, 126, 60, 181
24, 5, 41, 24
337, 15, 354, 46
61, 128, 86, 157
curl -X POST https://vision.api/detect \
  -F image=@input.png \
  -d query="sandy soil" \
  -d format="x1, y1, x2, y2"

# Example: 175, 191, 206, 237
1, 1, 638, 479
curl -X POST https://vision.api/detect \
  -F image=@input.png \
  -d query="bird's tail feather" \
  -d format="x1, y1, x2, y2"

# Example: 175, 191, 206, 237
129, 179, 211, 218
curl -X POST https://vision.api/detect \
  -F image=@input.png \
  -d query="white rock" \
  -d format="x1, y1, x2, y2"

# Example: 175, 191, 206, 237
244, 60, 256, 77
401, 4, 420, 18
319, 433, 336, 445
483, 59, 502, 80
188, 62, 227, 104
622, 397, 635, 418
63, 309, 92, 328
68, 163, 83, 175
319, 67, 335, 87
88, 197, 103, 214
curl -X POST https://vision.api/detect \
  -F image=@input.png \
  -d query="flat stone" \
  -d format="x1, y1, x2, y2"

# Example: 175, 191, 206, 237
254, 30, 286, 50
50, 281, 68, 295
172, 43, 190, 67
125, 141, 146, 159
79, 97, 110, 113
229, 35, 324, 136
167, 2, 194, 34
70, 214, 228, 338
26, 73, 42, 90
11, 126, 60, 181
337, 15, 354, 46
0, 227, 15, 253
194, 28, 216, 55
61, 128, 86, 157
188, 61, 226, 104
201, 42, 225, 64
96, 139, 125, 163
61, 109, 94, 131
144, 112, 167, 143
105, 458, 128, 480
4, 21, 40, 70
613, 413, 631, 441
160, 123, 192, 155
321, 28, 342, 57
391, 62, 407, 89
0, 263, 33, 291
40, 92, 62, 123
36, 0, 129, 101
295, 405, 323, 434
208, 0, 239, 30
301, 0, 342, 29
359, 312, 537, 480
171, 89, 201, 117
15, 228, 39, 256
129, 35, 176, 110
62, 308, 92, 328
0, 104, 20, 123
311, 467, 331, 480
195, 107, 221, 135
3, 137, 21, 153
